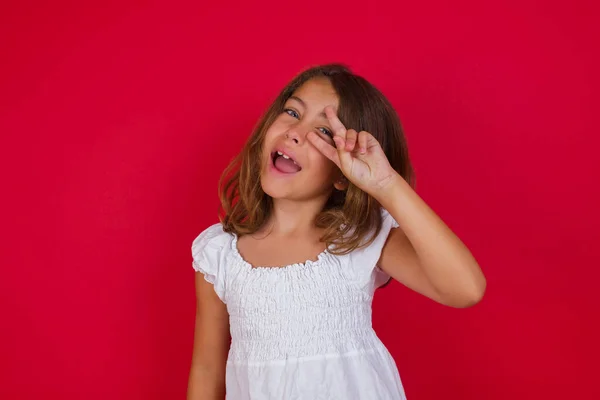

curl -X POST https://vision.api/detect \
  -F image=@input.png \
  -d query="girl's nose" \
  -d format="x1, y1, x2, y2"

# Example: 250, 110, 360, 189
286, 131, 300, 144
285, 125, 308, 145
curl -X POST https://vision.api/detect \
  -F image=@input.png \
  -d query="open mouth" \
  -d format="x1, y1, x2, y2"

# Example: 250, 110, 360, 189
271, 150, 302, 174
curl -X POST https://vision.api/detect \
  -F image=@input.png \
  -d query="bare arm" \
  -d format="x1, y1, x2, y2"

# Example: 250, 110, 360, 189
376, 174, 486, 308
305, 107, 484, 307
187, 273, 230, 400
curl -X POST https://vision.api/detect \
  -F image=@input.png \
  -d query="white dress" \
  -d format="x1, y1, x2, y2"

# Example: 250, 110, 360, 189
191, 208, 407, 400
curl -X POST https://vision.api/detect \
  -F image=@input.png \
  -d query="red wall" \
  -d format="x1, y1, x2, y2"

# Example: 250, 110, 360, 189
1, 1, 598, 399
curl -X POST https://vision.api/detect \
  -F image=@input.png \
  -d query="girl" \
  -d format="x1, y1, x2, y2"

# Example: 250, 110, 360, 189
187, 64, 486, 400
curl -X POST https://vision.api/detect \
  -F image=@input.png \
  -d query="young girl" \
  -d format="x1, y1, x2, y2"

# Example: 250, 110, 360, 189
187, 64, 486, 400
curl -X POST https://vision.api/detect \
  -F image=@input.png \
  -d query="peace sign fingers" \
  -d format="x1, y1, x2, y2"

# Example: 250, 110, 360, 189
324, 106, 354, 167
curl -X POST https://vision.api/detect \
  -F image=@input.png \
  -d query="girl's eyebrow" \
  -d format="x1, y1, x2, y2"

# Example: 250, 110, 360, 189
289, 96, 328, 119
289, 95, 306, 107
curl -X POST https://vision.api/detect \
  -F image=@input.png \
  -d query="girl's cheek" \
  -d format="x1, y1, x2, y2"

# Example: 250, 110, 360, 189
311, 150, 333, 169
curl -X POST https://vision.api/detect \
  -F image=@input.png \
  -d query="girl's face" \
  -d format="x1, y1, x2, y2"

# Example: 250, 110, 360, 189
260, 77, 342, 202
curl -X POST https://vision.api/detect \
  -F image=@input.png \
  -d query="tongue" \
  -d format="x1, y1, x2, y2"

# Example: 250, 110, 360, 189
274, 156, 301, 173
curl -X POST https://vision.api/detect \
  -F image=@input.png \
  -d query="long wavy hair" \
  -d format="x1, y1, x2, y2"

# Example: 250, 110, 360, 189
218, 64, 415, 255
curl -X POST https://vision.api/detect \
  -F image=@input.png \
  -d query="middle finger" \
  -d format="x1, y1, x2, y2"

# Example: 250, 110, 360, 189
325, 106, 347, 141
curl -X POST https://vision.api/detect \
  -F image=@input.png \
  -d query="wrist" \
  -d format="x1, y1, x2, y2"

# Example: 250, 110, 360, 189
371, 172, 406, 207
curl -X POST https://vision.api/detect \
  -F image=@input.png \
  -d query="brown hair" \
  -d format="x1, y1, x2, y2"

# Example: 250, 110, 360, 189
218, 63, 415, 255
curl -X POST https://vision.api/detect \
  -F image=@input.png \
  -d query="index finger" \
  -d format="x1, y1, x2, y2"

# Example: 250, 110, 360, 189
306, 131, 341, 168
324, 106, 347, 139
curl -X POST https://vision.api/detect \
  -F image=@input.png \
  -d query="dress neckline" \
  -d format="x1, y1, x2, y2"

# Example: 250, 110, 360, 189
230, 233, 332, 271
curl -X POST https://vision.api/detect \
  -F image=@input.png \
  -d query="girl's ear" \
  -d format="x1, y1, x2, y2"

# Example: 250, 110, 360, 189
333, 176, 348, 191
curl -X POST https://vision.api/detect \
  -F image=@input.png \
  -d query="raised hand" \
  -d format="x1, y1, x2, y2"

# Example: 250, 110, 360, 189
307, 106, 399, 195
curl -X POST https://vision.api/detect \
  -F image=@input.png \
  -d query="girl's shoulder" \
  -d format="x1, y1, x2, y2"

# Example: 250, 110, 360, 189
345, 208, 399, 285
349, 207, 399, 249
379, 207, 399, 230
191, 222, 234, 260
193, 222, 228, 242
191, 223, 233, 302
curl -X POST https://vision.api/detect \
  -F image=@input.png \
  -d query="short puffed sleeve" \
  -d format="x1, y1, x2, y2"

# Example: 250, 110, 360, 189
191, 223, 231, 303
347, 208, 400, 289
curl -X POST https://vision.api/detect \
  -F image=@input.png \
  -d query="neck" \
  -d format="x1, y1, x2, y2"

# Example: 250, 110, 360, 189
262, 197, 327, 237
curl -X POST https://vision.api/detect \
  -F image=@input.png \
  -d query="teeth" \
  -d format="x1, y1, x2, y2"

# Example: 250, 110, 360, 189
277, 151, 297, 165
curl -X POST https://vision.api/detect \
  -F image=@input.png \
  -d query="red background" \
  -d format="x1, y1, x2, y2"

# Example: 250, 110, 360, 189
1, 1, 598, 399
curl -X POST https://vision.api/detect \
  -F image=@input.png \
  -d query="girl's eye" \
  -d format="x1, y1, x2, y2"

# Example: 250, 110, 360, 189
318, 127, 333, 137
284, 108, 299, 118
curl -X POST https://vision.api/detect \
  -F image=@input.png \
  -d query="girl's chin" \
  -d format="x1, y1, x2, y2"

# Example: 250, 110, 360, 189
260, 178, 300, 199
260, 179, 333, 202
